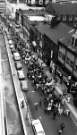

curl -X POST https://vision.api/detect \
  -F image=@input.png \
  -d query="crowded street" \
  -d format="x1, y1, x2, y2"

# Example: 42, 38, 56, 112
1, 0, 77, 135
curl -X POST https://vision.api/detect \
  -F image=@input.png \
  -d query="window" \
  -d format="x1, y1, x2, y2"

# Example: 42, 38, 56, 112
58, 51, 62, 58
69, 60, 74, 68
74, 65, 77, 71
57, 16, 61, 21
66, 57, 70, 64
58, 51, 65, 64
62, 16, 67, 22
69, 16, 73, 22
74, 16, 77, 22
58, 49, 65, 60
62, 54, 65, 61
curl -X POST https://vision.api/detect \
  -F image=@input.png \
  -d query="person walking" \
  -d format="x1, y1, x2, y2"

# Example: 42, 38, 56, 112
53, 108, 57, 120
57, 123, 65, 135
39, 99, 42, 107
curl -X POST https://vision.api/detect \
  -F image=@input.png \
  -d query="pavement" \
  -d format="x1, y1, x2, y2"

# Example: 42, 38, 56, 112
21, 62, 77, 135
16, 27, 77, 127
3, 24, 34, 135
2, 18, 77, 135
0, 26, 25, 135
0, 36, 5, 135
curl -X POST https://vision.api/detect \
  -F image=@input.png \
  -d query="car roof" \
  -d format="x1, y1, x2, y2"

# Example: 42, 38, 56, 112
18, 70, 24, 74
14, 52, 20, 55
8, 39, 13, 44
32, 119, 44, 133
21, 80, 28, 89
16, 61, 22, 65
14, 52, 20, 57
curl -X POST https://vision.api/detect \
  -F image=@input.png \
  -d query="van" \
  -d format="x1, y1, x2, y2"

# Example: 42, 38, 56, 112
20, 80, 28, 91
31, 119, 45, 135
15, 61, 22, 70
13, 52, 21, 61
17, 70, 25, 80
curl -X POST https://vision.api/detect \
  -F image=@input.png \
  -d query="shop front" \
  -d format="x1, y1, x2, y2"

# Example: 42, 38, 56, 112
22, 15, 31, 40
42, 34, 58, 66
29, 25, 44, 57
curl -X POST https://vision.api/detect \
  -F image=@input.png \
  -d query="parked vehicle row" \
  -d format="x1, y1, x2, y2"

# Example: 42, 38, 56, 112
7, 37, 28, 92
7, 35, 46, 135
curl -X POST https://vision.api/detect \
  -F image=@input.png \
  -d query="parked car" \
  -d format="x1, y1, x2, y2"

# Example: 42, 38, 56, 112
20, 99, 25, 108
15, 23, 21, 29
17, 70, 25, 80
15, 61, 22, 70
11, 47, 16, 54
8, 39, 13, 45
31, 119, 45, 135
9, 44, 14, 49
13, 52, 21, 61
7, 34, 11, 40
20, 80, 28, 91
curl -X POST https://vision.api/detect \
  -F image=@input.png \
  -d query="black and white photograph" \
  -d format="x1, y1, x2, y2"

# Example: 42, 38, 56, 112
0, 0, 77, 135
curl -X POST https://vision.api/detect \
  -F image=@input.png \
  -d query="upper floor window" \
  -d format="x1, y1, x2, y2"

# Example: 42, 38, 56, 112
62, 15, 67, 22
57, 16, 61, 22
74, 16, 77, 22
69, 16, 73, 22
66, 57, 70, 65
58, 51, 65, 62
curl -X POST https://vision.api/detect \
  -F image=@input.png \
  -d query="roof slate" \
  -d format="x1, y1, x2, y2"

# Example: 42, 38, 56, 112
46, 2, 77, 16
36, 22, 72, 44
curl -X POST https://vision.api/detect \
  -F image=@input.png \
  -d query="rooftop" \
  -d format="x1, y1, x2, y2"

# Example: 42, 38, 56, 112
36, 22, 72, 44
17, 8, 46, 16
59, 29, 77, 55
46, 2, 77, 16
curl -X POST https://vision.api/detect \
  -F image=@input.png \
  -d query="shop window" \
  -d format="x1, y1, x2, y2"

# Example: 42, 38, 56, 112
58, 51, 65, 60
62, 54, 65, 61
69, 60, 74, 68
62, 16, 67, 22
74, 65, 77, 71
57, 16, 61, 22
69, 16, 73, 22
74, 16, 77, 22
66, 57, 70, 64
58, 51, 62, 58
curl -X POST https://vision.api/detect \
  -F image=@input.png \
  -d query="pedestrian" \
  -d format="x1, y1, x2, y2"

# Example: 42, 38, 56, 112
57, 123, 65, 135
35, 104, 38, 110
53, 109, 57, 120
60, 123, 65, 131
57, 128, 62, 135
39, 99, 42, 107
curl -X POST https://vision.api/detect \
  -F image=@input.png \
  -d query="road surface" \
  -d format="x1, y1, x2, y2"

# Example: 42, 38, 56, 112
0, 27, 24, 135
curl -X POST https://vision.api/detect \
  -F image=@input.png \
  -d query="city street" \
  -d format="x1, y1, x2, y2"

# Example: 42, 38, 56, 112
2, 14, 77, 135
0, 28, 24, 135
22, 62, 77, 135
